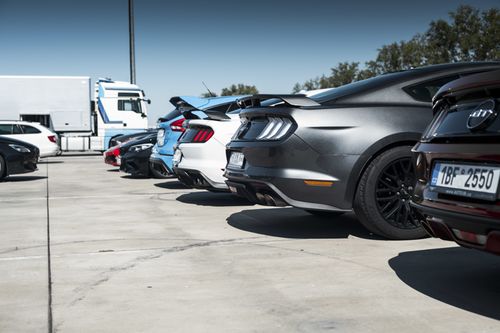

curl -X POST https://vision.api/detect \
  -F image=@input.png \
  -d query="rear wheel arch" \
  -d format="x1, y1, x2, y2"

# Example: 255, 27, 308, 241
0, 153, 7, 179
346, 133, 422, 205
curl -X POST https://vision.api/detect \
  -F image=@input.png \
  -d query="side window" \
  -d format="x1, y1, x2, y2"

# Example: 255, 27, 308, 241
404, 75, 460, 102
20, 125, 41, 134
0, 124, 12, 134
0, 124, 21, 134
118, 99, 142, 114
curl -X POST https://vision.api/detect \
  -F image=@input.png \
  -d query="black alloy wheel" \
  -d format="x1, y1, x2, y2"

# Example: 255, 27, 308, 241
375, 157, 422, 230
354, 146, 427, 240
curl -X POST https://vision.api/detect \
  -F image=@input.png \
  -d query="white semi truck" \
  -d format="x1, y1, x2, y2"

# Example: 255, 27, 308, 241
0, 76, 150, 151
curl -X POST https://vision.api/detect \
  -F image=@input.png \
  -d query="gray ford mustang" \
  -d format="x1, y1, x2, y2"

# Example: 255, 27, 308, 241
224, 62, 500, 240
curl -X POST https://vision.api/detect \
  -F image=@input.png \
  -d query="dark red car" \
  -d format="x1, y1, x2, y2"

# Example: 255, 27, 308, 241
411, 70, 500, 254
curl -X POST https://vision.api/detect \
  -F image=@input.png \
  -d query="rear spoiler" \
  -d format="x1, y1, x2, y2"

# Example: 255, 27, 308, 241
182, 109, 231, 121
236, 94, 320, 109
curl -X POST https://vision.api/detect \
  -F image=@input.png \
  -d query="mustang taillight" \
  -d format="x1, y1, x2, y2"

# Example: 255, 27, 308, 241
170, 118, 186, 132
182, 127, 214, 143
256, 117, 293, 140
193, 128, 214, 142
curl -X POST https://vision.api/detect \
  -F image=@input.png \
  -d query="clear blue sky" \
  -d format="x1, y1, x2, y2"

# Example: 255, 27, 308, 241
0, 0, 498, 125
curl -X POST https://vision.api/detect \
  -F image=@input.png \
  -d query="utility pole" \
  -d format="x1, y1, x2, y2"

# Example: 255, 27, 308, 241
128, 0, 136, 84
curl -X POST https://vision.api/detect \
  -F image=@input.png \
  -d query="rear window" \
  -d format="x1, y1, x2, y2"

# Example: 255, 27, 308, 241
403, 75, 460, 102
310, 72, 403, 103
20, 125, 41, 134
159, 109, 181, 123
0, 124, 22, 134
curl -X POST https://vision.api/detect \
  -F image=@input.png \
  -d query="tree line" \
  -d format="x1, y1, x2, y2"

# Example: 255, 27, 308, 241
292, 5, 499, 92
203, 5, 498, 96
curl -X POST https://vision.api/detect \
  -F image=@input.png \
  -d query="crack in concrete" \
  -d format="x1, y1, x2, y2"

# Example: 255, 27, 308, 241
249, 242, 388, 273
66, 237, 259, 308
0, 237, 218, 255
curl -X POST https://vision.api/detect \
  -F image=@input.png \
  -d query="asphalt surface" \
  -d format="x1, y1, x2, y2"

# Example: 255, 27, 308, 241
1, 154, 500, 332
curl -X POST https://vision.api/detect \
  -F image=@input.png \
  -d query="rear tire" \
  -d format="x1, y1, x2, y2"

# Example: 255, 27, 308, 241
305, 209, 345, 218
0, 155, 6, 180
353, 146, 427, 240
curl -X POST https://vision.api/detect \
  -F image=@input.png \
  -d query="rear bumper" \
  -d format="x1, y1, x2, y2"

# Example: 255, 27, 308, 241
121, 150, 151, 176
411, 141, 500, 255
39, 144, 60, 158
411, 201, 500, 255
224, 173, 349, 212
149, 153, 173, 175
174, 140, 228, 190
174, 167, 228, 191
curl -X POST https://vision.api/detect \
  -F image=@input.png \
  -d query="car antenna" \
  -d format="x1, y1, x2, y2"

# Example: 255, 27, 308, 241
202, 81, 216, 97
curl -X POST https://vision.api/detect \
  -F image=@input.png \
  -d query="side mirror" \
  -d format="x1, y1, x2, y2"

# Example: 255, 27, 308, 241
146, 99, 151, 104
141, 113, 147, 118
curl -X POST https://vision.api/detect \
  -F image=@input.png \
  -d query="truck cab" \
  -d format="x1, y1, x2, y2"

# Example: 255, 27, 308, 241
95, 79, 150, 150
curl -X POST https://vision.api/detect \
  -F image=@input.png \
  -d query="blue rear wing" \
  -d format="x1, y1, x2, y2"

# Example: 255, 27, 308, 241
170, 95, 248, 121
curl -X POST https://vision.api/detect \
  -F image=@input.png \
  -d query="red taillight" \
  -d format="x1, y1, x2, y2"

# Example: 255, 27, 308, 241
170, 118, 186, 132
48, 135, 57, 143
112, 147, 120, 156
193, 128, 214, 143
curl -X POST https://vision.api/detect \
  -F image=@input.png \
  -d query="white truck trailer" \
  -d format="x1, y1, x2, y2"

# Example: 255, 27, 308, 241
0, 76, 150, 151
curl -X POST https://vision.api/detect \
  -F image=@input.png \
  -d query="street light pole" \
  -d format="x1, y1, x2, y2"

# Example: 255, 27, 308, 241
128, 0, 136, 84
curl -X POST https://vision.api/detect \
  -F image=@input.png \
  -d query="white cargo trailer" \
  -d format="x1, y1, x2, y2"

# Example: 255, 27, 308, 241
0, 76, 150, 151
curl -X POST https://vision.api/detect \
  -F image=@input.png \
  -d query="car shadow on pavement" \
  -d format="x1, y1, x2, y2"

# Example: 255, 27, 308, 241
121, 175, 149, 179
37, 160, 64, 164
389, 247, 500, 320
107, 169, 120, 172
3, 176, 47, 182
154, 180, 189, 190
227, 207, 381, 239
177, 191, 255, 207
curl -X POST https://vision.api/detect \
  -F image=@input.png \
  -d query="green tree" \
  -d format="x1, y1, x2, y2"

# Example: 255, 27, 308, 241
221, 84, 259, 96
425, 19, 456, 63
200, 92, 217, 98
478, 8, 500, 60
292, 5, 499, 93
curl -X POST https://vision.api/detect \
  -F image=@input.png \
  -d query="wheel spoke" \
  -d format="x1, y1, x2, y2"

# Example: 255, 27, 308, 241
376, 195, 397, 202
375, 156, 421, 230
384, 201, 401, 219
379, 178, 398, 190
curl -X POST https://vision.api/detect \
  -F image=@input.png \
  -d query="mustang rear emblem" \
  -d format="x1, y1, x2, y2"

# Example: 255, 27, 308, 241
467, 99, 497, 131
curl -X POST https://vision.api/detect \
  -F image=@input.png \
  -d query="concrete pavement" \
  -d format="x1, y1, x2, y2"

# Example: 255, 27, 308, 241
1, 154, 499, 332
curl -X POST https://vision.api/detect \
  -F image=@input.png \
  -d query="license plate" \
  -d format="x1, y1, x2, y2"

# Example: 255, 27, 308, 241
431, 162, 500, 201
228, 152, 245, 168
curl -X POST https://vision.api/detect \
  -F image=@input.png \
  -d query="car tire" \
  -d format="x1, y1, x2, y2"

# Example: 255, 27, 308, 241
353, 146, 427, 240
0, 155, 5, 180
304, 209, 345, 218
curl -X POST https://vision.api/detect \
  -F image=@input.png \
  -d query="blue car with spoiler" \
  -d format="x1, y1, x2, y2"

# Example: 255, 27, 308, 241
149, 95, 246, 178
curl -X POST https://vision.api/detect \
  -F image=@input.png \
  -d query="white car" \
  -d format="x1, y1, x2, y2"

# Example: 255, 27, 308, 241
0, 121, 60, 157
172, 89, 332, 191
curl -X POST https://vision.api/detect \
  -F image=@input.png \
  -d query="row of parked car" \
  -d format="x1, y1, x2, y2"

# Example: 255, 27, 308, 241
106, 62, 499, 255
0, 120, 62, 179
